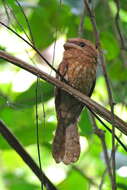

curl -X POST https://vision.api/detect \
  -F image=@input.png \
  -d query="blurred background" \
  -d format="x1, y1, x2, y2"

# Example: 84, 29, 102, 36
0, 0, 127, 189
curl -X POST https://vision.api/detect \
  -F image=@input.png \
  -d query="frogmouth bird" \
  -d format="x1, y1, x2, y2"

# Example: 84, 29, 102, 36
52, 38, 98, 164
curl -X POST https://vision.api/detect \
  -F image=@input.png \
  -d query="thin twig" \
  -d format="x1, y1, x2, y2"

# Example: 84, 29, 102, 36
84, 1, 116, 188
0, 21, 65, 80
78, 3, 85, 37
89, 110, 127, 152
114, 0, 127, 67
15, 0, 35, 45
5, 3, 31, 43
84, 0, 100, 47
114, 0, 126, 50
0, 120, 57, 190
99, 167, 107, 190
103, 0, 127, 67
2, 0, 10, 24
91, 115, 113, 187
0, 50, 127, 136
35, 77, 43, 189
99, 141, 119, 190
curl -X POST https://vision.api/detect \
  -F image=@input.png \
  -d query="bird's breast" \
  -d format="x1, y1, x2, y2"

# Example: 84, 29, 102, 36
66, 59, 97, 95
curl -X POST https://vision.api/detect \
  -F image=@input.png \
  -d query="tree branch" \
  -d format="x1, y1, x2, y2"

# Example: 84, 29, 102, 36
0, 120, 57, 190
0, 50, 127, 135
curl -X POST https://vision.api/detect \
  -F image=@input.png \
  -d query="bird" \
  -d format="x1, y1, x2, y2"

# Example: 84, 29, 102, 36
52, 38, 98, 164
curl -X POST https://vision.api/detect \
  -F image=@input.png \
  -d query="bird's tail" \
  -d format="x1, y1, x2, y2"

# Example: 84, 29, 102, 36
52, 122, 80, 164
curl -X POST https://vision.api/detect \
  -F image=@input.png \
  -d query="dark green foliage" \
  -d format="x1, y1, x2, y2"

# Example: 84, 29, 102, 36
15, 81, 54, 107
79, 109, 93, 138
3, 172, 39, 190
58, 169, 88, 190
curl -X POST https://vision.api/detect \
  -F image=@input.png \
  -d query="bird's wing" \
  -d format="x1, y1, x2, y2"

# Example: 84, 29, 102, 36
55, 60, 68, 111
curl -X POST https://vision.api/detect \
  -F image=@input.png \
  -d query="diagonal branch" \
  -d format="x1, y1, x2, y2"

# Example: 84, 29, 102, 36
0, 50, 127, 135
0, 120, 57, 190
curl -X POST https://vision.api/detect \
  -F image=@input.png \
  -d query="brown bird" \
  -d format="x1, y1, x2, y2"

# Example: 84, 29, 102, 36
52, 38, 98, 164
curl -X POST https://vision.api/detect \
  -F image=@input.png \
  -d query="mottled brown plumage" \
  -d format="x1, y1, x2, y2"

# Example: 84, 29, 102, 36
52, 38, 98, 164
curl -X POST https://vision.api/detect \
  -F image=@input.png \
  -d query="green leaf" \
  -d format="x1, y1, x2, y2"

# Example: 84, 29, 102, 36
79, 109, 93, 138
112, 81, 127, 103
7, 0, 31, 33
100, 32, 119, 60
15, 81, 54, 107
109, 60, 127, 81
84, 17, 93, 31
0, 45, 6, 51
0, 105, 55, 149
0, 107, 34, 149
58, 169, 88, 190
0, 94, 7, 108
3, 172, 39, 190
29, 0, 68, 48
117, 175, 127, 190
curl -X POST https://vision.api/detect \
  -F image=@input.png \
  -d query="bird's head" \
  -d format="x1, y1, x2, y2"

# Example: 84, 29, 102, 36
64, 38, 98, 60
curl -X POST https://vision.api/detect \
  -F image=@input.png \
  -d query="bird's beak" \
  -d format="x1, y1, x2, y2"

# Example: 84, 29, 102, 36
64, 42, 79, 50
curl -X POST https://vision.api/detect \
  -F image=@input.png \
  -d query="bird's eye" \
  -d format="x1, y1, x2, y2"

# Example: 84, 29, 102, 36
79, 42, 86, 47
